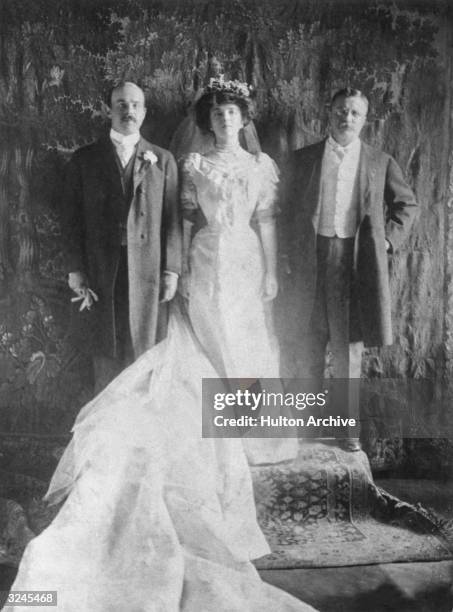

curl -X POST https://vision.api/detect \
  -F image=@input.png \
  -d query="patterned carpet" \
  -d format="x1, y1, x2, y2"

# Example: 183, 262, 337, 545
253, 441, 453, 568
0, 439, 452, 570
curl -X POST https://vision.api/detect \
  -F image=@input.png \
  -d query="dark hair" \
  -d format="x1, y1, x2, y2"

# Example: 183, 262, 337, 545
331, 88, 369, 109
105, 81, 145, 108
194, 90, 254, 133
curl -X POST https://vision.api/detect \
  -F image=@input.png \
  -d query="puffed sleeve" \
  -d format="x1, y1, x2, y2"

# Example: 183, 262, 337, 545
252, 153, 280, 223
179, 153, 199, 223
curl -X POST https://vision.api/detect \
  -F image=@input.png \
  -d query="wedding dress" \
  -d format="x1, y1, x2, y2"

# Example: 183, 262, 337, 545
4, 148, 314, 611
181, 147, 280, 380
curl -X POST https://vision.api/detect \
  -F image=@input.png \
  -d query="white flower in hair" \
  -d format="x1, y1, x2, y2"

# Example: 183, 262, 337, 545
142, 150, 158, 165
206, 75, 252, 98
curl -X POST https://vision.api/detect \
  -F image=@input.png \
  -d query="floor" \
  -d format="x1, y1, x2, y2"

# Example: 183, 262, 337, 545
0, 478, 452, 611
260, 477, 453, 611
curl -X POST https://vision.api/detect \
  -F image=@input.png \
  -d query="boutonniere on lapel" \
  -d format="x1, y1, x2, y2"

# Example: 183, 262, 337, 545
141, 150, 158, 165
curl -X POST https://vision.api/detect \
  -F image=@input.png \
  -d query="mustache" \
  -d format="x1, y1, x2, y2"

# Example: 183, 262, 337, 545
121, 115, 136, 122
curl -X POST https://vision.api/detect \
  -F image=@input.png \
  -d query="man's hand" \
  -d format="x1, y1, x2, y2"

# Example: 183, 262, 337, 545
68, 271, 99, 311
160, 271, 178, 303
262, 271, 278, 301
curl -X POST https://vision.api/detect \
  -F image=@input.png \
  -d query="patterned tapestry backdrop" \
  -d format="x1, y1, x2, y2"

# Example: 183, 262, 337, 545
0, 0, 452, 475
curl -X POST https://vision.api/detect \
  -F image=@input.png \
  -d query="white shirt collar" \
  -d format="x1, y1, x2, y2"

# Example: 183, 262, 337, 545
110, 128, 141, 148
327, 135, 361, 155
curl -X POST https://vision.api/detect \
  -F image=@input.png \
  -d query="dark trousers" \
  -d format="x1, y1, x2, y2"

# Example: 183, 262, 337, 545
93, 246, 134, 394
306, 235, 363, 434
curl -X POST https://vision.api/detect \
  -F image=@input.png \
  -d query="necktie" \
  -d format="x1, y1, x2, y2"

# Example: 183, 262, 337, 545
110, 130, 140, 167
333, 145, 345, 162
113, 141, 135, 167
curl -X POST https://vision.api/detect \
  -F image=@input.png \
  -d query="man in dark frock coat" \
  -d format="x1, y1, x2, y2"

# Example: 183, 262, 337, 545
63, 82, 182, 391
285, 88, 418, 450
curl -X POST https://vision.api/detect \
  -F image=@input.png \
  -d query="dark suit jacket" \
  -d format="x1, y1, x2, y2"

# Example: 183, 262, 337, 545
285, 139, 418, 347
63, 135, 182, 358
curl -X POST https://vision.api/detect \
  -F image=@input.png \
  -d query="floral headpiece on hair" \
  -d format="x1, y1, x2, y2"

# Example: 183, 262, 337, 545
204, 75, 252, 99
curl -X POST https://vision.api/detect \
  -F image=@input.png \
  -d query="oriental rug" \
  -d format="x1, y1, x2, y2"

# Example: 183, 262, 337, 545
253, 441, 453, 569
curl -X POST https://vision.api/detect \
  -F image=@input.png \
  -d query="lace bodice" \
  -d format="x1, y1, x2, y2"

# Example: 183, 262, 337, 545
180, 148, 280, 230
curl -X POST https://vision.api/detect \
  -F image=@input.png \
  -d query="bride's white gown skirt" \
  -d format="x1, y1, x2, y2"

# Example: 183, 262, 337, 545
5, 305, 316, 612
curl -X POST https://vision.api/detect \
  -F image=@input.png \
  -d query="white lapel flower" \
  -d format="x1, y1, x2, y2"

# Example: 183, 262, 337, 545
142, 150, 158, 165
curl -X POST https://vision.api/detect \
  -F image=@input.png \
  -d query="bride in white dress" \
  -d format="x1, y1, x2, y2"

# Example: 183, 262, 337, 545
4, 79, 315, 611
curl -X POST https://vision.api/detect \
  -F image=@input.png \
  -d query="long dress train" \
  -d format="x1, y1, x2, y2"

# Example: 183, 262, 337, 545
5, 301, 316, 611
4, 148, 313, 611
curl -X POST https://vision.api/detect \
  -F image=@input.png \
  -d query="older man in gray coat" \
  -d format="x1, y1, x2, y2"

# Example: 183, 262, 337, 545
63, 81, 182, 391
285, 88, 418, 450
